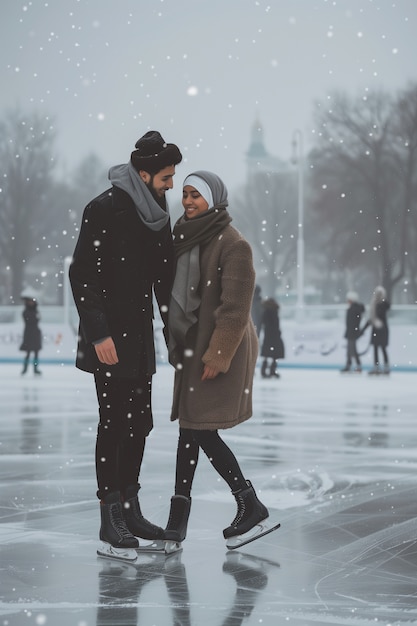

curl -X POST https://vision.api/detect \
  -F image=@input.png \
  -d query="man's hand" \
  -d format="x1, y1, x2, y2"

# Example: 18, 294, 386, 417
94, 337, 119, 365
201, 364, 220, 380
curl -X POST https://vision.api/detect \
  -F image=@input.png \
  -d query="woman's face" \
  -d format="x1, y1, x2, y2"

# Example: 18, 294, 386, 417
182, 185, 209, 219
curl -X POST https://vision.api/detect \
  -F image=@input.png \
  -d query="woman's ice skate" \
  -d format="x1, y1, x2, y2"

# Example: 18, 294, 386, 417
223, 481, 280, 550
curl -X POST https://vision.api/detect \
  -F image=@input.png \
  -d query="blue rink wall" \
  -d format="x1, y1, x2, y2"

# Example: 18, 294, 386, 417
1, 310, 415, 371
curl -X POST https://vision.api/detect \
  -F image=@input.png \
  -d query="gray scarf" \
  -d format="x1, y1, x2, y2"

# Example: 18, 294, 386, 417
168, 246, 201, 358
168, 206, 232, 366
108, 162, 169, 231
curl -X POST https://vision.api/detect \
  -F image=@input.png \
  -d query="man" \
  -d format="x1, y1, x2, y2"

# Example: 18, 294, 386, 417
340, 291, 365, 373
69, 131, 182, 559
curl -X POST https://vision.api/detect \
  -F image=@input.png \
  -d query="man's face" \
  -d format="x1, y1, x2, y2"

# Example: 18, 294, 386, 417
140, 165, 176, 199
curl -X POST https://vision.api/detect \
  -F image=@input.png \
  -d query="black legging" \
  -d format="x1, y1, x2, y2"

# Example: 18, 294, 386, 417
373, 345, 389, 367
174, 427, 247, 498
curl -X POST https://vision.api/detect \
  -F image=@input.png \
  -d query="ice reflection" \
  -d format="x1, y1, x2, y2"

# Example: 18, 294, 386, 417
221, 552, 280, 626
96, 550, 280, 626
343, 403, 389, 449
97, 551, 191, 626
19, 386, 41, 454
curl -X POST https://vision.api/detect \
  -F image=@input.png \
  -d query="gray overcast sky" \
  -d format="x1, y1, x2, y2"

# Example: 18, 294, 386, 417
1, 0, 417, 202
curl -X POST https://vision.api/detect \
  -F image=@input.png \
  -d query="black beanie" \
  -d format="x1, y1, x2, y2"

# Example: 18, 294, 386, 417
131, 130, 182, 174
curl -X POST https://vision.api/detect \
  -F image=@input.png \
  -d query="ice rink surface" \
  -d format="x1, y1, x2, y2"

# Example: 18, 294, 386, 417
1, 362, 416, 626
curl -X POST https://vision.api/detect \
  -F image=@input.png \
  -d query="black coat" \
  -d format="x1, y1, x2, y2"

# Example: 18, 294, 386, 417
361, 300, 390, 347
20, 304, 42, 352
344, 301, 365, 340
69, 186, 174, 378
370, 300, 390, 347
260, 300, 285, 359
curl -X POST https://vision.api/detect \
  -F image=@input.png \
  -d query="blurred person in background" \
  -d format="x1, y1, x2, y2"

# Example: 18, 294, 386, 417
19, 289, 42, 376
340, 291, 365, 374
361, 285, 391, 375
259, 297, 285, 379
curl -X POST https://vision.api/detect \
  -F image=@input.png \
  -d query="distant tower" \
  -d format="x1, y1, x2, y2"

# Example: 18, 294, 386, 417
246, 116, 284, 179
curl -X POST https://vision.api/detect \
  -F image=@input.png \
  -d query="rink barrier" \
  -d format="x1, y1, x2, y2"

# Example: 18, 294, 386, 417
0, 304, 415, 371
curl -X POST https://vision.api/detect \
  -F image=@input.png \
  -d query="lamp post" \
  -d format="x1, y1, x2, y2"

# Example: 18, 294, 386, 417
291, 129, 305, 319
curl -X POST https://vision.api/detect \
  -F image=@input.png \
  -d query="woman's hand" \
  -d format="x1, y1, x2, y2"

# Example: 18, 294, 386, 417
201, 364, 220, 380
95, 337, 119, 365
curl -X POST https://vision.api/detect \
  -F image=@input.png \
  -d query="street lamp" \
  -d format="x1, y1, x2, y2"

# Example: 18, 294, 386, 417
291, 129, 305, 318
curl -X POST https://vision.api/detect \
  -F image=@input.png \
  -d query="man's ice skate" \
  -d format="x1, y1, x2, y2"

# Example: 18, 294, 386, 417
97, 543, 138, 562
223, 480, 280, 550
164, 494, 191, 554
164, 539, 183, 555
122, 484, 165, 553
97, 491, 139, 562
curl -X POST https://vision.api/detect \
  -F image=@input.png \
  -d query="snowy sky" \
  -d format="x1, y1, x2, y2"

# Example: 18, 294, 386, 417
1, 0, 417, 202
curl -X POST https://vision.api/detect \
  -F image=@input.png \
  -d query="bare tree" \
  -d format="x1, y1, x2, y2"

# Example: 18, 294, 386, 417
0, 109, 57, 303
25, 153, 110, 304
391, 82, 417, 303
309, 86, 417, 303
231, 170, 298, 298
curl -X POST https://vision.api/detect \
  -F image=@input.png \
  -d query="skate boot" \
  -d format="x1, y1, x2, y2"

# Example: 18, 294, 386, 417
223, 480, 280, 549
122, 484, 165, 551
340, 365, 351, 373
261, 360, 269, 378
368, 366, 381, 376
164, 495, 191, 553
97, 491, 139, 561
269, 361, 280, 378
383, 364, 390, 375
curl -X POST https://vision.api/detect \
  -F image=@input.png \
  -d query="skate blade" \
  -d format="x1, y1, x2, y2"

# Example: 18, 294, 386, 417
136, 539, 166, 553
97, 543, 138, 562
226, 521, 281, 550
164, 540, 182, 554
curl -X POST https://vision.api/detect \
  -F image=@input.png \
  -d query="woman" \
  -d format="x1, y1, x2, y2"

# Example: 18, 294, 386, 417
20, 294, 42, 375
340, 291, 365, 373
260, 297, 285, 378
362, 285, 390, 375
165, 170, 274, 550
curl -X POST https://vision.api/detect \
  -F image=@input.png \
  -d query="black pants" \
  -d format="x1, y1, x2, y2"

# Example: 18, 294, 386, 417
346, 338, 361, 366
94, 374, 153, 500
22, 351, 39, 371
174, 427, 247, 498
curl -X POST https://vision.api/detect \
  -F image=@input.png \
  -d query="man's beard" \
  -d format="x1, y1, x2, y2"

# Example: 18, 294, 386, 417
146, 179, 167, 210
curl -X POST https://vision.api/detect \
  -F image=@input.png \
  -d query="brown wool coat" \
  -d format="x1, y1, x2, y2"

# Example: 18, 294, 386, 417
170, 224, 258, 430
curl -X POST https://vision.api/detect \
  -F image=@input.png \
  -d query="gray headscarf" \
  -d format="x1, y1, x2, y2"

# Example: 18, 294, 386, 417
108, 161, 170, 231
186, 170, 228, 209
